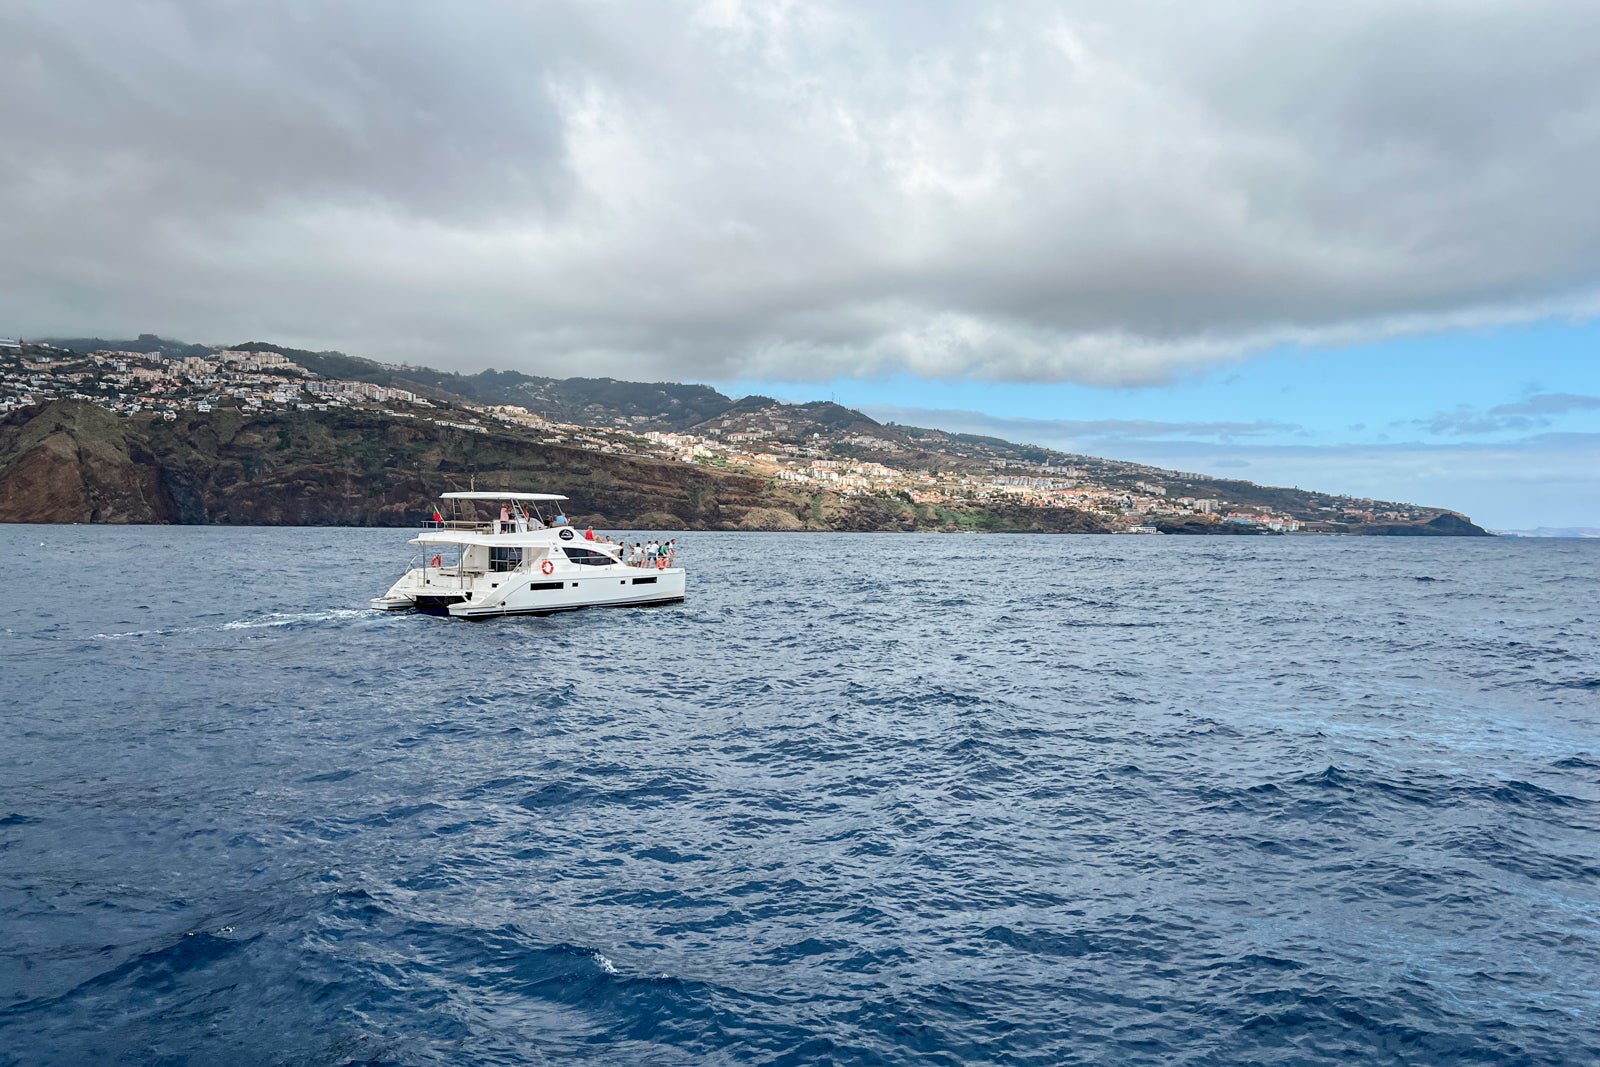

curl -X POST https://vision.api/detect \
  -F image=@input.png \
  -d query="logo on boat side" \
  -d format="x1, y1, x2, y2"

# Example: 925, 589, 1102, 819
559, 528, 575, 540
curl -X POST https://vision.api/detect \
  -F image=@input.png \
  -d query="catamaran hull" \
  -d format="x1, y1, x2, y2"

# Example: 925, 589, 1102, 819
370, 567, 686, 619
449, 592, 685, 619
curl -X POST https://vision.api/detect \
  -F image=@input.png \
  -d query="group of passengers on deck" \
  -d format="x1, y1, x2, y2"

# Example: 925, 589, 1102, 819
478, 504, 676, 567
592, 532, 676, 568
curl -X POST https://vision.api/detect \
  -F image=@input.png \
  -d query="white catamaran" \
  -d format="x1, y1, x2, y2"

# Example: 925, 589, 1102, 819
370, 492, 686, 618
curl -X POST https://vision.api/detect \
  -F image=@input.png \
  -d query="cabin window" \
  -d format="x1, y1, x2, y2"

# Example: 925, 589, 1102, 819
489, 546, 523, 572
632, 576, 658, 585
528, 581, 563, 591
561, 546, 614, 567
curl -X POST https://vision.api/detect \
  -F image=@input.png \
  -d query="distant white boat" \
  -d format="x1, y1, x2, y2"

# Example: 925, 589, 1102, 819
370, 491, 685, 619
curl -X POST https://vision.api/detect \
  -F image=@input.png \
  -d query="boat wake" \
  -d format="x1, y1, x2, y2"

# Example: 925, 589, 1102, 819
220, 609, 374, 631
93, 608, 377, 640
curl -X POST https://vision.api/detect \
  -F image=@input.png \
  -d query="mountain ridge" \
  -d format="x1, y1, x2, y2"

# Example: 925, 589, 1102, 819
9, 334, 1490, 534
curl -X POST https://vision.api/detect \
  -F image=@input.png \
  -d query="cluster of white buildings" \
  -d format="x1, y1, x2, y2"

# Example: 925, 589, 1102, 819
775, 459, 914, 493
0, 345, 437, 419
992, 475, 1076, 490
216, 349, 306, 374
306, 380, 421, 404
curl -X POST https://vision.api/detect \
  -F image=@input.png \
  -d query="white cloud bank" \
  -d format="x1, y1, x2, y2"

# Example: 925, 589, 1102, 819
4, 0, 1600, 383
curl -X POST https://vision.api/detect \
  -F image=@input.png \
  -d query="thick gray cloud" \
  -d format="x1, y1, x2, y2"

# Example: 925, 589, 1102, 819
4, 0, 1600, 383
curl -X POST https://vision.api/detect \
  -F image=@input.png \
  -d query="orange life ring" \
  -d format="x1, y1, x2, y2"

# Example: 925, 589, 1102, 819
430, 555, 442, 568
541, 559, 555, 575
655, 556, 666, 570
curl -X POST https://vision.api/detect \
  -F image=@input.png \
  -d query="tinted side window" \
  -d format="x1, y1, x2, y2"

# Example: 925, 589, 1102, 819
561, 546, 615, 567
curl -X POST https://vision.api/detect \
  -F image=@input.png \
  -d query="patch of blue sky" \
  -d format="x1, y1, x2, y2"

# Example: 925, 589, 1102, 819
713, 318, 1600, 449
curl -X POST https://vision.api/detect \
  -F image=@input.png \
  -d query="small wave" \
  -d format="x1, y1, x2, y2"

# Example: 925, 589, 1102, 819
1548, 677, 1600, 690
3, 930, 257, 1018
1236, 766, 1593, 830
301, 769, 360, 784
1445, 827, 1600, 881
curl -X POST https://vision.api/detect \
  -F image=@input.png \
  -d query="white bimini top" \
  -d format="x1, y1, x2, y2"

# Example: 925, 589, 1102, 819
440, 492, 569, 502
416, 490, 581, 548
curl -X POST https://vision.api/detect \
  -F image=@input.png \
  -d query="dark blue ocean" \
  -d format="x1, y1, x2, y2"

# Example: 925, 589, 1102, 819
3, 528, 1598, 1066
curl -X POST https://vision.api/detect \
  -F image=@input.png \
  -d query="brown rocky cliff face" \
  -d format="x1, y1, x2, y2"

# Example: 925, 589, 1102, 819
0, 401, 1116, 532
0, 404, 170, 522
0, 401, 809, 528
0, 431, 92, 522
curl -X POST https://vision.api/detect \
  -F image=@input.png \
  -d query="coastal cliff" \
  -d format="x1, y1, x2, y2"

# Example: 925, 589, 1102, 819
3, 340, 1499, 535
1338, 512, 1492, 536
0, 401, 1116, 533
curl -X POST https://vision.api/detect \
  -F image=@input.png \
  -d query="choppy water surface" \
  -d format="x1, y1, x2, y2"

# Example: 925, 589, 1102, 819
3, 528, 1599, 1065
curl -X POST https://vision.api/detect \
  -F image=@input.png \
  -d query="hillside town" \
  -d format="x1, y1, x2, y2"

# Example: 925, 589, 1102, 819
0, 338, 1436, 533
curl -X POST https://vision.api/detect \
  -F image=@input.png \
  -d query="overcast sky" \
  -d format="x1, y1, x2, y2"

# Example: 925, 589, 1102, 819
3, 1, 1598, 527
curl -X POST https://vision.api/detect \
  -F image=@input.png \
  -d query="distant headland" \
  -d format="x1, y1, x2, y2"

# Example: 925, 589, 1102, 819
0, 335, 1489, 535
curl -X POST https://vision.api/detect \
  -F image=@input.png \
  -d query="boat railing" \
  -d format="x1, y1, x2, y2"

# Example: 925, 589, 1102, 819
411, 551, 472, 593
427, 519, 493, 533
410, 538, 677, 580
424, 518, 559, 535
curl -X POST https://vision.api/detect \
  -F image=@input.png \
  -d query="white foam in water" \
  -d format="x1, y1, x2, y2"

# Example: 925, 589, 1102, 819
592, 951, 619, 975
95, 608, 374, 640
219, 609, 371, 631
